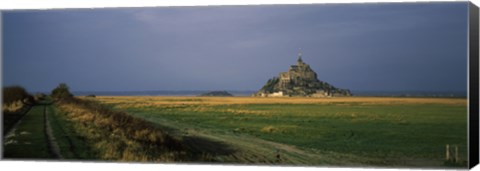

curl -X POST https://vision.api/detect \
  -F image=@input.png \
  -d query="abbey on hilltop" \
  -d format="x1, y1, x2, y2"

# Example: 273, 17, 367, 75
253, 52, 351, 97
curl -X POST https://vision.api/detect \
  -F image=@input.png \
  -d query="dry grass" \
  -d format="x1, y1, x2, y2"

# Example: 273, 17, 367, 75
2, 100, 26, 113
55, 98, 188, 162
93, 96, 466, 108
260, 126, 276, 133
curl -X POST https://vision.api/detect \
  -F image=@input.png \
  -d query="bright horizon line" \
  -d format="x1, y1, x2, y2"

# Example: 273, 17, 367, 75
68, 89, 467, 93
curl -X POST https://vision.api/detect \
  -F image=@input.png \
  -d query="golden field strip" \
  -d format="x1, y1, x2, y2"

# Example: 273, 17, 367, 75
95, 96, 467, 107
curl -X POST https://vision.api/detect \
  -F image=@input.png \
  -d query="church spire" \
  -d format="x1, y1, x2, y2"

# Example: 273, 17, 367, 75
297, 49, 303, 63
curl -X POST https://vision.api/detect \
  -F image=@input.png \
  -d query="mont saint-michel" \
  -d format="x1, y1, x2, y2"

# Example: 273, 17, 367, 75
254, 52, 352, 97
2, 3, 469, 169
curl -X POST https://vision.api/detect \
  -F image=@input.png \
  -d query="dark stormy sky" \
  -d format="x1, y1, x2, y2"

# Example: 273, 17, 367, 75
2, 2, 469, 92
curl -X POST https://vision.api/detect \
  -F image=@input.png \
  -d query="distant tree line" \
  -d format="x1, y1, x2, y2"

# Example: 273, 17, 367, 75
3, 82, 74, 106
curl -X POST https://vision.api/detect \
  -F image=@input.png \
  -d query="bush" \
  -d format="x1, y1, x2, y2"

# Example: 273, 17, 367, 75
51, 83, 73, 100
3, 86, 31, 105
2, 85, 34, 112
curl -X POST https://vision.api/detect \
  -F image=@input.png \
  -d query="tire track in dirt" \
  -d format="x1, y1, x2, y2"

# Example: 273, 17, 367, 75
44, 105, 63, 159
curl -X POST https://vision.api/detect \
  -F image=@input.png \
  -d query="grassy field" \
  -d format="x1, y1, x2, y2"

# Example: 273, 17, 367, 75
94, 96, 468, 167
3, 105, 31, 135
3, 106, 52, 159
47, 105, 96, 159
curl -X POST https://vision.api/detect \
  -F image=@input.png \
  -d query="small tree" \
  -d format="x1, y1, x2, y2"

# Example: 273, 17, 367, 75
51, 83, 73, 100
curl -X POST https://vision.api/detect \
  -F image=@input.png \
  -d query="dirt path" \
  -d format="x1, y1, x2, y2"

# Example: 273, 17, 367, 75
148, 117, 350, 165
148, 116, 445, 167
44, 105, 63, 159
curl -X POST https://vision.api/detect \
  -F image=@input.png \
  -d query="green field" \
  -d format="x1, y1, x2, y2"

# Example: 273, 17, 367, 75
3, 102, 94, 160
3, 106, 52, 159
3, 106, 31, 135
96, 96, 468, 167
2, 96, 468, 168
47, 105, 96, 159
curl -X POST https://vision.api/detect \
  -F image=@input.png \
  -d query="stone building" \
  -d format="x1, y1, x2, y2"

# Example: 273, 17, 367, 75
254, 52, 351, 97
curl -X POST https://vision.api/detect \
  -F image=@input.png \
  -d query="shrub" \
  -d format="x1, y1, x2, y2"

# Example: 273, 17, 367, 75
51, 83, 73, 100
3, 86, 32, 105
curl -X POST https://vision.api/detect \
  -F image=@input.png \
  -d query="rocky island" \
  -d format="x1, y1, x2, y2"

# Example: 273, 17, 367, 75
254, 52, 351, 97
199, 91, 234, 97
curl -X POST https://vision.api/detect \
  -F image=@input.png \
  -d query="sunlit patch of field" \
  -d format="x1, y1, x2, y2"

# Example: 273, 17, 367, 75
93, 96, 466, 110
95, 96, 466, 105
91, 96, 468, 167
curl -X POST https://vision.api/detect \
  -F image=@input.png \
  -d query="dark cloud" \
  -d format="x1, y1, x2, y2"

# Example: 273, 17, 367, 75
2, 2, 468, 92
